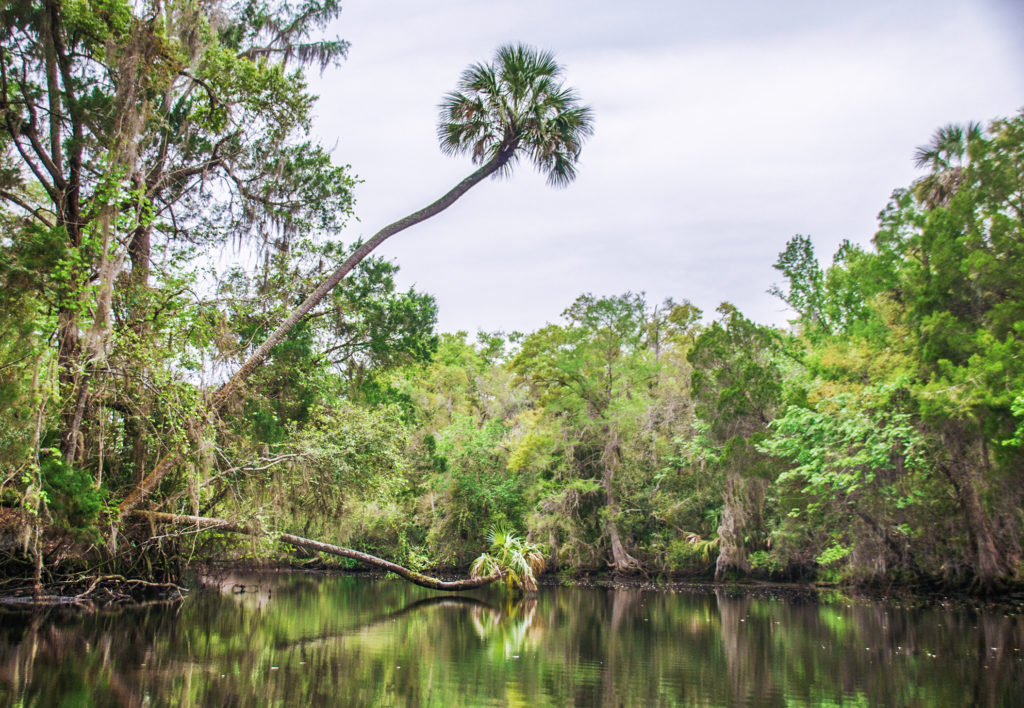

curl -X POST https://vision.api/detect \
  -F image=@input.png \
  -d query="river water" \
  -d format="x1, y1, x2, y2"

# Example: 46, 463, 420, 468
0, 572, 1021, 706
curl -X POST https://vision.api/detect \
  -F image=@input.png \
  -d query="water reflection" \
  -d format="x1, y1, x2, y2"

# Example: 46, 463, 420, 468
0, 573, 1021, 706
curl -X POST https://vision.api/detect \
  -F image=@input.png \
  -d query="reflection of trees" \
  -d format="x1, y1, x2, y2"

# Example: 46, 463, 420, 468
714, 588, 778, 705
277, 595, 502, 651
1, 578, 1022, 706
601, 588, 639, 707
0, 615, 145, 707
970, 611, 1013, 707
470, 596, 541, 658
0, 578, 534, 706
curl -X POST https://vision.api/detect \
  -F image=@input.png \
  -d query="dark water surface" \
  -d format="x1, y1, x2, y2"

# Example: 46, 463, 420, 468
1, 573, 1021, 707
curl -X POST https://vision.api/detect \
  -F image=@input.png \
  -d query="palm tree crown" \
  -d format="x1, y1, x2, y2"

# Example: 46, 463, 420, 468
438, 43, 594, 187
912, 121, 983, 208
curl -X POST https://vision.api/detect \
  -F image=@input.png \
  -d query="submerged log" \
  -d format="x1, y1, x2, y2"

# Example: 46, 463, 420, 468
133, 511, 500, 591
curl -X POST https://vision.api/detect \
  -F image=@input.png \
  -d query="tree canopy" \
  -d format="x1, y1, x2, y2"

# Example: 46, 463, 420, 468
1, 1, 1022, 597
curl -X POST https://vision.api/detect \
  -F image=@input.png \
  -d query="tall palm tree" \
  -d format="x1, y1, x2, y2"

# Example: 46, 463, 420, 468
912, 121, 983, 208
120, 44, 593, 516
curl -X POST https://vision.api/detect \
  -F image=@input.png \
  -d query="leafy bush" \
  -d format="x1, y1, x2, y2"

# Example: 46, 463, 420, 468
666, 533, 719, 573
39, 450, 106, 537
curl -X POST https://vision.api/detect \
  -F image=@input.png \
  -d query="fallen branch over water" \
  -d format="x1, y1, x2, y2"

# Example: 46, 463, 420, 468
132, 511, 500, 591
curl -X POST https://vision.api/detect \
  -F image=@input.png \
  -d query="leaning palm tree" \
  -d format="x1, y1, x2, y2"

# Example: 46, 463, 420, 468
911, 121, 983, 208
120, 45, 592, 571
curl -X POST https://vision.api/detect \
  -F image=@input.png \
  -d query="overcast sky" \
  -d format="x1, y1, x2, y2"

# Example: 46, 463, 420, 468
309, 0, 1024, 334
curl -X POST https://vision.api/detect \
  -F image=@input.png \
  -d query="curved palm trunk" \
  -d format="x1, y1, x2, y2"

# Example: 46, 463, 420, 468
135, 511, 500, 591
119, 151, 508, 517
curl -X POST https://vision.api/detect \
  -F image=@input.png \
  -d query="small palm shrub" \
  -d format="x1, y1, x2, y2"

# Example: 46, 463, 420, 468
470, 527, 546, 592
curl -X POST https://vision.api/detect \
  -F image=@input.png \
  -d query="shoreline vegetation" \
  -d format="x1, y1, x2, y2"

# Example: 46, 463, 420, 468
3, 561, 1022, 615
2, 2, 1023, 607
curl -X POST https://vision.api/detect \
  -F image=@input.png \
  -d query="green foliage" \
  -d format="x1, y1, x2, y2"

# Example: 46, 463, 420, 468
39, 450, 107, 537
816, 543, 851, 567
470, 526, 546, 592
770, 234, 825, 331
689, 305, 781, 444
438, 44, 594, 186
511, 293, 663, 570
666, 533, 720, 572
746, 550, 783, 574
422, 415, 526, 565
1008, 394, 1024, 448
1, 1, 1022, 594
764, 383, 926, 512
301, 109, 1024, 588
771, 235, 890, 337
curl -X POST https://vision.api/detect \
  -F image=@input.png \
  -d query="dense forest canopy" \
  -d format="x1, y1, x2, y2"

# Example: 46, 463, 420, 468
1, 1, 1022, 594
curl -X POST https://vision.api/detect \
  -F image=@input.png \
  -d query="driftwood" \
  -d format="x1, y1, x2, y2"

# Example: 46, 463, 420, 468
133, 511, 500, 591
0, 575, 187, 610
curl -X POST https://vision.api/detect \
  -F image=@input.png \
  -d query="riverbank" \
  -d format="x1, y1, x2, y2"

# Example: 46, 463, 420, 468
189, 561, 1024, 614
0, 575, 187, 611
538, 573, 1024, 614
3, 559, 1023, 614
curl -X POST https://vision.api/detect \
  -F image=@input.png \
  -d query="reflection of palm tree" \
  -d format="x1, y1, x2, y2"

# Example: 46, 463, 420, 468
912, 122, 982, 208
265, 591, 541, 662
384, 595, 497, 620
470, 597, 541, 657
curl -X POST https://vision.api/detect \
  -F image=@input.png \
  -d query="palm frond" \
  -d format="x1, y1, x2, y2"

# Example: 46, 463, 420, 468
911, 120, 986, 208
471, 525, 547, 593
435, 43, 592, 184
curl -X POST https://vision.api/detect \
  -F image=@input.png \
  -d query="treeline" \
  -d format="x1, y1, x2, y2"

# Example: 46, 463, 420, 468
1, 2, 1021, 593
208, 114, 1024, 591
292, 115, 1023, 591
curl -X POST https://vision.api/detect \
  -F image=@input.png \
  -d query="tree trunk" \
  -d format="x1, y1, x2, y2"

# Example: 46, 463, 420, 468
606, 507, 639, 572
129, 223, 151, 288
715, 473, 744, 580
601, 431, 640, 572
134, 511, 500, 591
125, 222, 154, 478
119, 149, 510, 517
939, 424, 1007, 591
943, 462, 1005, 589
53, 3, 152, 465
